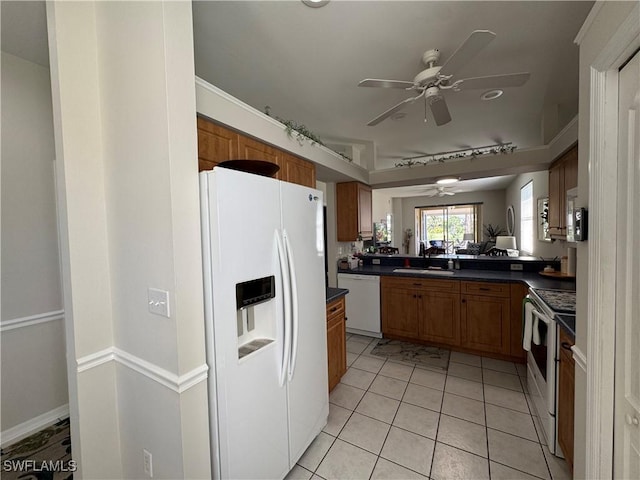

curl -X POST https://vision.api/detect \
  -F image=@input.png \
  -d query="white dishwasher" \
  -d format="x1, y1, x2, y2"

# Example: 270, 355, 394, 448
337, 273, 381, 338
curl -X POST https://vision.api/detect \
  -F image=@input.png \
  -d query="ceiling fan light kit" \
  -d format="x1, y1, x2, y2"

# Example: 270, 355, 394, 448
436, 177, 460, 185
359, 29, 530, 127
481, 89, 504, 100
301, 0, 330, 8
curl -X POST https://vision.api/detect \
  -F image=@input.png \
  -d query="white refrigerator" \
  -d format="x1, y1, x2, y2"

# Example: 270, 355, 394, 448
200, 167, 328, 480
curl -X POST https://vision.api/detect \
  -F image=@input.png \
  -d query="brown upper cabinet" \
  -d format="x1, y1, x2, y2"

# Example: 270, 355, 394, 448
548, 145, 578, 238
336, 182, 372, 241
280, 152, 316, 188
197, 117, 239, 171
197, 116, 316, 188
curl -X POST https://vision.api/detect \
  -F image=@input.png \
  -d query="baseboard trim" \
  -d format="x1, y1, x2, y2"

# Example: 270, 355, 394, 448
77, 347, 208, 394
0, 310, 64, 332
1, 404, 69, 447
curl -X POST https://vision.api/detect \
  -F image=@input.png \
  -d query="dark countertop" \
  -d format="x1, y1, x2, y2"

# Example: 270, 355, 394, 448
338, 265, 576, 291
326, 287, 349, 304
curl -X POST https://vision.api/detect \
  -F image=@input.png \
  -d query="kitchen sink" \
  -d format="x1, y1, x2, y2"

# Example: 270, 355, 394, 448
392, 268, 455, 275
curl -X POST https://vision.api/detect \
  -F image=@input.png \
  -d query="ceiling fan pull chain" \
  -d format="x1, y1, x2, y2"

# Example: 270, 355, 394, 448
424, 96, 428, 123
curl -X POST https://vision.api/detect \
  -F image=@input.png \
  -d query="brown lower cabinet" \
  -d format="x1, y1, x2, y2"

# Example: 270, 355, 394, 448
326, 297, 347, 392
460, 281, 511, 355
381, 276, 522, 360
381, 276, 460, 347
557, 327, 575, 473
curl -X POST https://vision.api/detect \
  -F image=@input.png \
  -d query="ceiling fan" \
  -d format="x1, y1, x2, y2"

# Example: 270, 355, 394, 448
358, 30, 530, 127
425, 186, 456, 197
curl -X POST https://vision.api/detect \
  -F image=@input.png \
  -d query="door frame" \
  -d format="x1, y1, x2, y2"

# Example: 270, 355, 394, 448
580, 5, 640, 479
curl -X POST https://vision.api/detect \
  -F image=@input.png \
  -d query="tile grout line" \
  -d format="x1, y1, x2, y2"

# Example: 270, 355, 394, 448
325, 345, 561, 480
481, 357, 493, 480
367, 358, 416, 480
517, 371, 556, 480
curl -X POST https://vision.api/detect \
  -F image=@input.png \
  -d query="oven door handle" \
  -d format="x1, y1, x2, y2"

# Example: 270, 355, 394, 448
532, 309, 552, 325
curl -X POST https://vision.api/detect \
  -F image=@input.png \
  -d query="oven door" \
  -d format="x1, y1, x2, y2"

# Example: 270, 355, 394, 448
525, 301, 559, 453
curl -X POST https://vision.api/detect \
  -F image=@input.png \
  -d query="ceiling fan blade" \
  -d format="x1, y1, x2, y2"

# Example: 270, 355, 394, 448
439, 30, 496, 78
367, 94, 421, 126
429, 95, 452, 126
442, 191, 455, 196
455, 72, 531, 90
358, 79, 415, 89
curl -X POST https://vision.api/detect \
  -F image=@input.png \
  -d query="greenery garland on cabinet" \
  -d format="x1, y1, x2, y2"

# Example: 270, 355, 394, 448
264, 106, 352, 163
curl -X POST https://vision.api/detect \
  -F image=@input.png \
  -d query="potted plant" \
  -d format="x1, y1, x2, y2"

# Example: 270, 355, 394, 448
483, 224, 506, 242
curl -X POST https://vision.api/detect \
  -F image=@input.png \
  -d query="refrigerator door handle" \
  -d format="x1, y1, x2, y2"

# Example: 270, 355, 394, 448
275, 229, 291, 388
283, 230, 299, 381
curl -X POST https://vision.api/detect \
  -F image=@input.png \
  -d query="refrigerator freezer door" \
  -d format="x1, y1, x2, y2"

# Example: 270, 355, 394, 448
201, 169, 290, 479
280, 181, 329, 466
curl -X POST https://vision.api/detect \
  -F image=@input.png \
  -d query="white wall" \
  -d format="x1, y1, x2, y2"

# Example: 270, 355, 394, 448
504, 171, 567, 258
0, 52, 68, 438
399, 189, 507, 254
47, 2, 210, 478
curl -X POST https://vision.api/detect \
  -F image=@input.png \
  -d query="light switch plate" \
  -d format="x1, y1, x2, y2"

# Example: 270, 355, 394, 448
148, 288, 170, 318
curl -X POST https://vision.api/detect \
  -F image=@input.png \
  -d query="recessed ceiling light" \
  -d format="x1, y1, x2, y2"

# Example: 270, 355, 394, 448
302, 0, 330, 7
481, 89, 503, 101
436, 177, 460, 185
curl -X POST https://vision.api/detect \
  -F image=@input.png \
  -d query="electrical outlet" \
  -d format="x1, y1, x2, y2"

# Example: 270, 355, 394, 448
143, 449, 153, 477
510, 263, 523, 271
372, 259, 381, 265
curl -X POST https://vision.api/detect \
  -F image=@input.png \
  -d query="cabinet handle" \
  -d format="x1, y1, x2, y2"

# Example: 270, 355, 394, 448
462, 299, 466, 303
479, 287, 490, 291
413, 283, 422, 286
413, 294, 416, 298
419, 295, 422, 299
561, 342, 573, 351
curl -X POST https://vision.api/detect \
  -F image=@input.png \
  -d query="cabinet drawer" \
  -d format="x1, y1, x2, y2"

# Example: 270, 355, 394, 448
326, 297, 345, 322
461, 281, 510, 297
382, 275, 460, 293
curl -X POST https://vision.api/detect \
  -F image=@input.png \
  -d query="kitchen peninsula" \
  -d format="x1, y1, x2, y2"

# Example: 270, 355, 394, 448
338, 254, 575, 363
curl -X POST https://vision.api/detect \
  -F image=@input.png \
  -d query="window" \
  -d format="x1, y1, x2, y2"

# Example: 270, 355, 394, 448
415, 204, 481, 254
521, 181, 534, 254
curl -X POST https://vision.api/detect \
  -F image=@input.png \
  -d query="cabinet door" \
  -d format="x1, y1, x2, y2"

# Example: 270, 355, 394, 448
327, 313, 345, 392
281, 153, 316, 188
336, 182, 373, 241
336, 182, 358, 241
418, 290, 460, 346
382, 286, 419, 338
563, 146, 578, 191
357, 183, 373, 239
461, 294, 510, 354
238, 134, 282, 173
197, 117, 239, 171
548, 162, 565, 236
557, 330, 575, 472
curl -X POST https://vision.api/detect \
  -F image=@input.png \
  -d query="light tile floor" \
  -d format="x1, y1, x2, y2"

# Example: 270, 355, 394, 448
287, 334, 572, 480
